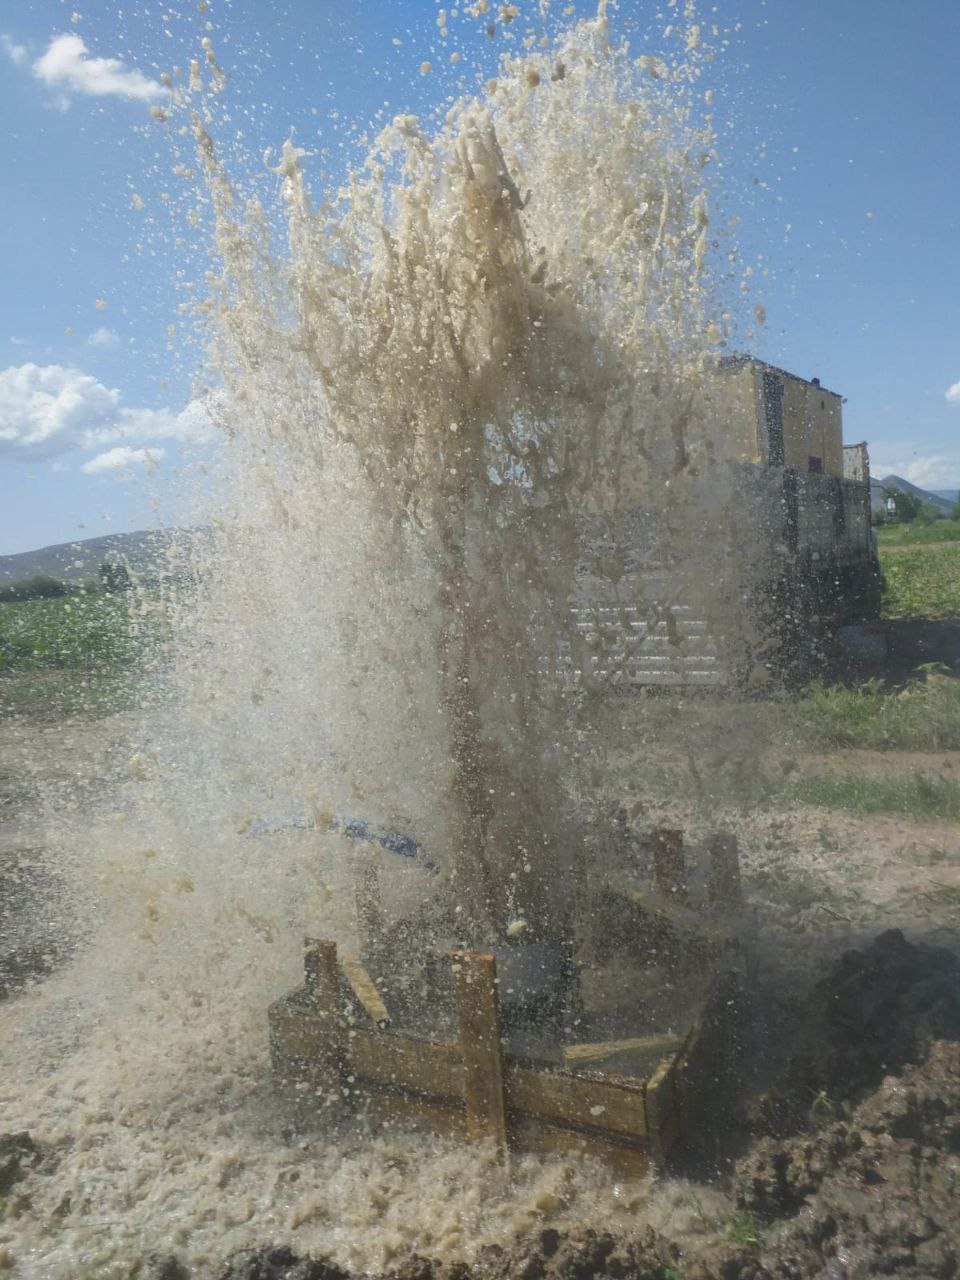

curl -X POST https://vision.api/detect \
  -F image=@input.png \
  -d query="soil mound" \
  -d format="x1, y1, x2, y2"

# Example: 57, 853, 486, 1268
758, 928, 960, 1134
218, 1246, 349, 1280
731, 1039, 960, 1279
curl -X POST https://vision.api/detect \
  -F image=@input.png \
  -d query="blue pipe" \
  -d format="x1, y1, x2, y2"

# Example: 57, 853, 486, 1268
247, 811, 439, 873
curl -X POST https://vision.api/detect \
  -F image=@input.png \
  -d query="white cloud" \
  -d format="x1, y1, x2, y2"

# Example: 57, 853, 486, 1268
81, 445, 166, 476
1, 34, 27, 65
0, 363, 218, 462
871, 454, 960, 488
86, 326, 120, 350
944, 380, 960, 405
32, 33, 162, 103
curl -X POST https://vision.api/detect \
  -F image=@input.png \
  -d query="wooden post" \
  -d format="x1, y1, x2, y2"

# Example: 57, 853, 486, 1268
651, 827, 687, 901
355, 863, 386, 961
452, 951, 508, 1150
303, 937, 344, 1098
707, 831, 742, 907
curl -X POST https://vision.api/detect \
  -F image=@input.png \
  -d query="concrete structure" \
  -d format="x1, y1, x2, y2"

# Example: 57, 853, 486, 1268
552, 356, 882, 688
717, 355, 844, 478
843, 442, 870, 483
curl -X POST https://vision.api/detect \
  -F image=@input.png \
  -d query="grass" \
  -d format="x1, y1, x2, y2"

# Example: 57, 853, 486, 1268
789, 672, 960, 751
0, 593, 165, 719
786, 771, 960, 822
746, 866, 850, 914
876, 518, 960, 546
0, 669, 145, 720
0, 594, 146, 673
879, 542, 960, 618
721, 1210, 766, 1247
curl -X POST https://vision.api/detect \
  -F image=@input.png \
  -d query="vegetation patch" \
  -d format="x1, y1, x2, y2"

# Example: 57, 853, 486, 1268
875, 518, 960, 546
789, 671, 960, 751
786, 771, 960, 821
879, 543, 960, 618
0, 594, 146, 673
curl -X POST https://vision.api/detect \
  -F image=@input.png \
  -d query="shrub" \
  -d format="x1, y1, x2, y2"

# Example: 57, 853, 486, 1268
0, 575, 72, 603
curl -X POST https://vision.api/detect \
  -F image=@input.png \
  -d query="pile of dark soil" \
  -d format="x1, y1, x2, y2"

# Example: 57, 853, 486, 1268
214, 1231, 684, 1280
730, 1039, 960, 1279
756, 929, 960, 1136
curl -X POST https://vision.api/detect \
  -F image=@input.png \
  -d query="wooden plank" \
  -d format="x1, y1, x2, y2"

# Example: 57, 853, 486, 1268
505, 1061, 648, 1140
345, 1027, 465, 1099
510, 1114, 650, 1180
707, 831, 742, 907
355, 863, 386, 958
644, 1055, 679, 1170
269, 997, 341, 1100
563, 1033, 685, 1067
298, 937, 344, 1095
357, 1088, 468, 1140
651, 827, 687, 901
304, 937, 340, 1008
452, 951, 508, 1148
341, 956, 391, 1026
621, 889, 735, 950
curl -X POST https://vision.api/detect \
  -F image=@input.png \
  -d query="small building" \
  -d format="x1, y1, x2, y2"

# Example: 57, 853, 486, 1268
717, 354, 845, 478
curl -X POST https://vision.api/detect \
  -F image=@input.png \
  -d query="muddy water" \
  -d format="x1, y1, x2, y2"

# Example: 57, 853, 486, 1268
0, 3, 819, 1276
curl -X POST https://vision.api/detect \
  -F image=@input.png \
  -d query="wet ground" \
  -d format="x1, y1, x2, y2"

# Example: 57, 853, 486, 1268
1, 676, 959, 1278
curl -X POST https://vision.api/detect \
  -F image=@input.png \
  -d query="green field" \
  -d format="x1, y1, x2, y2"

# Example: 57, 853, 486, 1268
0, 594, 145, 673
879, 542, 960, 618
875, 518, 960, 546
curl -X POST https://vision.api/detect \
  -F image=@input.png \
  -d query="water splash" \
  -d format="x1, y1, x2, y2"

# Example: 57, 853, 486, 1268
0, 6, 764, 1275
181, 5, 733, 942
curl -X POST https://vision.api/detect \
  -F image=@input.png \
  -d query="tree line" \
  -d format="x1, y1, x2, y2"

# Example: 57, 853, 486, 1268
0, 561, 132, 604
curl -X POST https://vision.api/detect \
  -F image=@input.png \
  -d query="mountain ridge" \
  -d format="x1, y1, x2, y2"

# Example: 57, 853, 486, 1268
869, 474, 956, 515
0, 528, 208, 585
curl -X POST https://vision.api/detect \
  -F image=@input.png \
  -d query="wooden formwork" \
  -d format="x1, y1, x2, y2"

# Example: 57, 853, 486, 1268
268, 828, 743, 1176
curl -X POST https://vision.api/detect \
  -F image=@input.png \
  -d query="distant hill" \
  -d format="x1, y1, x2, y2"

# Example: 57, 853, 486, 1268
869, 475, 956, 515
930, 489, 959, 505
0, 528, 209, 586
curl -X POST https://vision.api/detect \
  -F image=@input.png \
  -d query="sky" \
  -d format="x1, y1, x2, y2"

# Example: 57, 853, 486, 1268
1, 0, 959, 555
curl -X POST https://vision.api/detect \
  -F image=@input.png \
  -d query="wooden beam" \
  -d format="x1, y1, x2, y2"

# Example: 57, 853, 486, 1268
621, 888, 735, 951
341, 956, 391, 1026
651, 827, 687, 901
452, 951, 508, 1148
359, 1088, 468, 1140
707, 831, 742, 907
345, 1027, 464, 1099
300, 937, 344, 1098
505, 1061, 648, 1139
563, 1033, 685, 1068
510, 1115, 650, 1180
355, 863, 386, 958
644, 1054, 679, 1170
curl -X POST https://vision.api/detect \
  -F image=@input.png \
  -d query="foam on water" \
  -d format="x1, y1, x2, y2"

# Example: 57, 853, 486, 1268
0, 5, 759, 1274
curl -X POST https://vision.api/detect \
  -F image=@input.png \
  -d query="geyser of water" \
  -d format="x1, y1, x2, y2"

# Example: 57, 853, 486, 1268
186, 5, 731, 946
0, 7, 765, 1275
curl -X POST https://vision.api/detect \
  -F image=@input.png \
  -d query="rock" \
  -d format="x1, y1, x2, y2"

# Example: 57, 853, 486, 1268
217, 1245, 349, 1280
0, 1133, 40, 1195
141, 1255, 189, 1280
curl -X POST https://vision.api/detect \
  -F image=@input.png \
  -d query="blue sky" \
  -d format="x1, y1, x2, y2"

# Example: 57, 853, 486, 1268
2, 0, 959, 555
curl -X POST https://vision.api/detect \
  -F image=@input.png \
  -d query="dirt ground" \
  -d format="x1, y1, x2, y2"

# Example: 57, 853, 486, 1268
1, 675, 959, 1279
